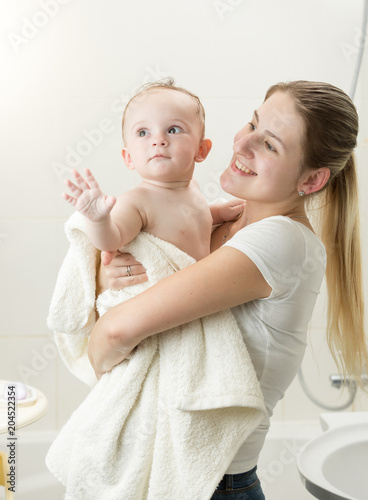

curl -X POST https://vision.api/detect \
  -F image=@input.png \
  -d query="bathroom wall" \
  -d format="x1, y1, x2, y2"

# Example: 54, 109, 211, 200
0, 0, 367, 434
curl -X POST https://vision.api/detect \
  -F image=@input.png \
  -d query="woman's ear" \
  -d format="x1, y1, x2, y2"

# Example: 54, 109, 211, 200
299, 167, 330, 195
194, 138, 212, 163
122, 148, 135, 171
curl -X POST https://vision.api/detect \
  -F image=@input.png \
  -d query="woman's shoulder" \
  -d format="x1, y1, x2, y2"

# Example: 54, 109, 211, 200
225, 215, 326, 270
235, 215, 322, 246
226, 216, 326, 299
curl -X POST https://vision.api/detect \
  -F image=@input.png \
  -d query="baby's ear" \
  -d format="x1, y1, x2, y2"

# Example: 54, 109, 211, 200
122, 148, 135, 170
194, 139, 212, 163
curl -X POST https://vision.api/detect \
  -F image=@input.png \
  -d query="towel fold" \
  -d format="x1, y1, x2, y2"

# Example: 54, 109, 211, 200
46, 212, 265, 500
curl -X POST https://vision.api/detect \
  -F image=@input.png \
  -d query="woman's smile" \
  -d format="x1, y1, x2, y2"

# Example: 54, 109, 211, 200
232, 158, 257, 176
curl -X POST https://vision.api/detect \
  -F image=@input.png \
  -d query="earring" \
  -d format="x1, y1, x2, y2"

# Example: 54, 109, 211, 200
298, 190, 305, 197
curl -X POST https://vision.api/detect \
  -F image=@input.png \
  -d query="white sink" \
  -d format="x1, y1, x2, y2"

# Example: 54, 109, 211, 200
297, 413, 368, 500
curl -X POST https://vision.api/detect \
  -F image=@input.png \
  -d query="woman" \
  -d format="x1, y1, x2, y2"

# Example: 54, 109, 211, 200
89, 81, 367, 499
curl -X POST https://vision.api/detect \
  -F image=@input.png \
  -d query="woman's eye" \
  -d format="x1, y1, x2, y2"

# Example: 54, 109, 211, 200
168, 126, 181, 134
137, 129, 148, 137
265, 141, 276, 152
248, 122, 256, 131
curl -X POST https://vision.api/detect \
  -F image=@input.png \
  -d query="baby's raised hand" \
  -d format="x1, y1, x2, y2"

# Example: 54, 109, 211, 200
62, 168, 116, 222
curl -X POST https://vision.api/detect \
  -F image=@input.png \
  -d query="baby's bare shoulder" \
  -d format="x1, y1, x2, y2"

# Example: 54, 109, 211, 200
112, 187, 153, 224
115, 185, 153, 206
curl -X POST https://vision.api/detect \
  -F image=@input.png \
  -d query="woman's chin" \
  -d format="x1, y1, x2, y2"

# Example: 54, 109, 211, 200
219, 170, 228, 189
220, 170, 235, 196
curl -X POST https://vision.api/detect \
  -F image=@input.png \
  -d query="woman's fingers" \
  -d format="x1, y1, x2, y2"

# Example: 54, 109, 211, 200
122, 264, 147, 278
115, 253, 143, 266
102, 267, 148, 290
101, 251, 144, 267
99, 251, 148, 290
112, 272, 149, 289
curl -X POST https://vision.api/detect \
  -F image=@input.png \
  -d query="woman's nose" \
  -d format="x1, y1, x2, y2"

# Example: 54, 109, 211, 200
233, 133, 254, 157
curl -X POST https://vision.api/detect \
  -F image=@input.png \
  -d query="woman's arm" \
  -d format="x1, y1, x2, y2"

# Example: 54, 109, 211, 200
88, 245, 271, 378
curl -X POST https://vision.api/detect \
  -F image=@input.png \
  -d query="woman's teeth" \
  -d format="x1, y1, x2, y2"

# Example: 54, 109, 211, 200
235, 159, 257, 175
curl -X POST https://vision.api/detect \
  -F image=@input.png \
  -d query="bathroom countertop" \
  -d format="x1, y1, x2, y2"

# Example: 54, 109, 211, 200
0, 380, 48, 433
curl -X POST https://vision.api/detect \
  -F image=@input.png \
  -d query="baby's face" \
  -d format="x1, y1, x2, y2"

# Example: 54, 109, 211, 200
122, 89, 204, 183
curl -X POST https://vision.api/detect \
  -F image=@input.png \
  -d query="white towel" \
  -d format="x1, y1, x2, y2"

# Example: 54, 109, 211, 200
46, 212, 265, 500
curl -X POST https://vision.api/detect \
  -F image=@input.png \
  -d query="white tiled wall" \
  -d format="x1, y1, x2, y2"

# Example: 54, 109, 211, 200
1, 0, 367, 434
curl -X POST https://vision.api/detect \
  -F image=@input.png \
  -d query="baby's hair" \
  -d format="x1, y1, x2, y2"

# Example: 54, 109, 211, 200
121, 77, 206, 144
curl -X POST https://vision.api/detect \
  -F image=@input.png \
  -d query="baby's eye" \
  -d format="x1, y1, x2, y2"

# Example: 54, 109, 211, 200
168, 126, 182, 134
248, 122, 256, 131
137, 128, 149, 137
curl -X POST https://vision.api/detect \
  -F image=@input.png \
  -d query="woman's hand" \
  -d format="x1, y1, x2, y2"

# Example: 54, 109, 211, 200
210, 198, 245, 225
97, 251, 148, 295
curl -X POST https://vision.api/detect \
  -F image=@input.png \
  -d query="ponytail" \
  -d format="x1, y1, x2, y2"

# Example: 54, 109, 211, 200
319, 154, 367, 387
267, 81, 367, 387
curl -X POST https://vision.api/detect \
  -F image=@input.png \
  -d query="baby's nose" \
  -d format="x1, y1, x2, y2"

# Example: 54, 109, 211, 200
152, 135, 168, 146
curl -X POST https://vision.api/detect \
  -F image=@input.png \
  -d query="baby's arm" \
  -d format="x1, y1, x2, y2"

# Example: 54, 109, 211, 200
63, 168, 143, 251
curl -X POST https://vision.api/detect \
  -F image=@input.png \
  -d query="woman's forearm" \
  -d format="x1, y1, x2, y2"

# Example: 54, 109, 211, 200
88, 308, 140, 378
89, 245, 270, 376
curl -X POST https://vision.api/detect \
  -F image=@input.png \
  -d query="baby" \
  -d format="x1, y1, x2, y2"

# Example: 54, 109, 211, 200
63, 78, 215, 261
47, 80, 247, 497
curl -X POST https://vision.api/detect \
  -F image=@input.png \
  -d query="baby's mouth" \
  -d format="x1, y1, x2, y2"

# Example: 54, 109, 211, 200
234, 159, 257, 176
150, 154, 169, 160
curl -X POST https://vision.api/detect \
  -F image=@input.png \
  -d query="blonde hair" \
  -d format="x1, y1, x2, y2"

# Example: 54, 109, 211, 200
121, 77, 206, 144
266, 81, 367, 388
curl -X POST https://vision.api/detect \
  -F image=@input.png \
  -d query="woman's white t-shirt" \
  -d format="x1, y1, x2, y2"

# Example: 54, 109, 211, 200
223, 216, 326, 473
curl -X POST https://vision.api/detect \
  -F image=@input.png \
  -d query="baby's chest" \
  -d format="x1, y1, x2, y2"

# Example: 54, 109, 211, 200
149, 198, 210, 232
144, 192, 212, 243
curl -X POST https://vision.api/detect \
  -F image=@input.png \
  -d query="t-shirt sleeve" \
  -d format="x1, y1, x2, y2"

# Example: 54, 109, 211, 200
224, 218, 307, 300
